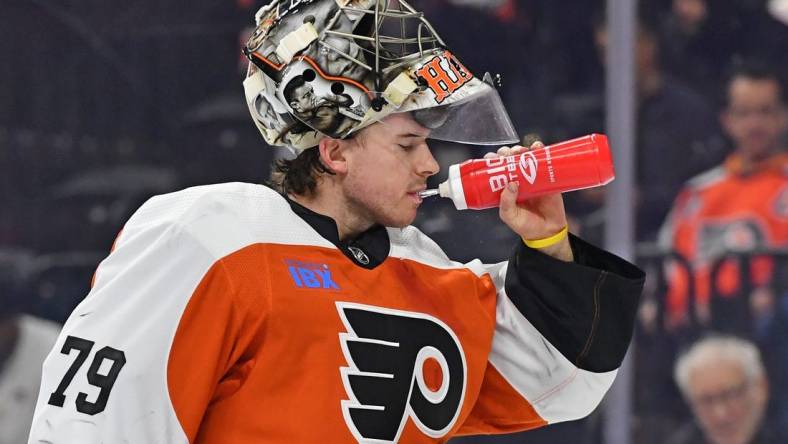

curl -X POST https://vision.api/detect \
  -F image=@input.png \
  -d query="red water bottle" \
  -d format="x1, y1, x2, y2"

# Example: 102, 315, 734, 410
433, 134, 615, 210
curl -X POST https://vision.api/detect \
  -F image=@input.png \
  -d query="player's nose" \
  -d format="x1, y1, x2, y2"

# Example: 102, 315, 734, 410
417, 143, 440, 178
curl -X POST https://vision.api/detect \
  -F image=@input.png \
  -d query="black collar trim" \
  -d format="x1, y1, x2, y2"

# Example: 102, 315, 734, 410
284, 195, 390, 270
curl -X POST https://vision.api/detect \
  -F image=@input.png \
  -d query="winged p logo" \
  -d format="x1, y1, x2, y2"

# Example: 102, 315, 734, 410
337, 302, 467, 443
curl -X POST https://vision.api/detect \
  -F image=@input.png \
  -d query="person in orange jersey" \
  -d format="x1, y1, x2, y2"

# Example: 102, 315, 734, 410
28, 1, 644, 443
659, 61, 788, 333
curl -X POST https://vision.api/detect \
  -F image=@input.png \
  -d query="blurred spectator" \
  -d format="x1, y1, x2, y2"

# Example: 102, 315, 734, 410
718, 2, 788, 80
572, 10, 724, 243
669, 335, 786, 444
770, 0, 788, 25
0, 251, 60, 444
660, 0, 788, 104
658, 0, 727, 101
656, 63, 788, 435
658, 61, 788, 334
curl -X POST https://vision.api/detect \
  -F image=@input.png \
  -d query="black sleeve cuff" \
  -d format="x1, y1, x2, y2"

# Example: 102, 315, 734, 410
504, 234, 645, 373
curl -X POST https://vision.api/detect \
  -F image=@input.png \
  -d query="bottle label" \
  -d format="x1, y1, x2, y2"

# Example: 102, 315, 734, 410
450, 134, 614, 210
518, 151, 539, 185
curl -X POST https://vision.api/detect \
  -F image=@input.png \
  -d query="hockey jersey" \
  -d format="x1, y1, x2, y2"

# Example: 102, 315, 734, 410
659, 153, 788, 326
28, 183, 644, 443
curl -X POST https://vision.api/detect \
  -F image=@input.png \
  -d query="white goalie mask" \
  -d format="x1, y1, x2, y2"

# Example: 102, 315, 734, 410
242, 0, 518, 153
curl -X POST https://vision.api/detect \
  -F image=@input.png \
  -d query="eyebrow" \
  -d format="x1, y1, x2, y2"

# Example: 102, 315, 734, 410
399, 132, 429, 139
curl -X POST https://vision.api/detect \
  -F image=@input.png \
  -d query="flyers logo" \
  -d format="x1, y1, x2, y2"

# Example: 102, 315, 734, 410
519, 152, 538, 185
698, 220, 765, 262
337, 302, 467, 443
415, 51, 474, 104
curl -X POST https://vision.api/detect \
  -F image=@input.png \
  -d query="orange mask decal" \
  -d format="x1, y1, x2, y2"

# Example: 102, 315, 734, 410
415, 51, 474, 104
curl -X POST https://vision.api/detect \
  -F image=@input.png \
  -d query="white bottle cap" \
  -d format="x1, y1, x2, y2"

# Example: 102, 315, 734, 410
438, 164, 468, 210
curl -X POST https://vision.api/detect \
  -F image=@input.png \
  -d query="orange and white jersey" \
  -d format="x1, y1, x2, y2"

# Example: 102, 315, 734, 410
29, 183, 643, 443
659, 153, 788, 324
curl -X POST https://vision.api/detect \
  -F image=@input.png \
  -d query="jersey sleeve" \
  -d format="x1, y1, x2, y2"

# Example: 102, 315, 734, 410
28, 214, 269, 443
458, 234, 645, 436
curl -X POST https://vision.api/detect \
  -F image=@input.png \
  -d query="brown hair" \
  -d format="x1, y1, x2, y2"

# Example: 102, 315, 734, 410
269, 148, 335, 196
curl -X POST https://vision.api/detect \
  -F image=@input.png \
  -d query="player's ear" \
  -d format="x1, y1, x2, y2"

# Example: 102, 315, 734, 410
318, 137, 350, 175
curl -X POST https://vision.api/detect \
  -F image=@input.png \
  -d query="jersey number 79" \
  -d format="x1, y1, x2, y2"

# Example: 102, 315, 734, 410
47, 335, 126, 416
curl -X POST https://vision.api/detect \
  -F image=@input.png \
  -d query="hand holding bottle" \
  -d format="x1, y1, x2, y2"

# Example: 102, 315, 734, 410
419, 134, 616, 261
495, 142, 573, 261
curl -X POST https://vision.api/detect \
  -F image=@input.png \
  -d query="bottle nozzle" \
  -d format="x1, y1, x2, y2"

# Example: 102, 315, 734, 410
418, 189, 440, 199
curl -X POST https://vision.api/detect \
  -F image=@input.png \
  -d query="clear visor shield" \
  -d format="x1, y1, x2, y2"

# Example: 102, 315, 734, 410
411, 81, 518, 146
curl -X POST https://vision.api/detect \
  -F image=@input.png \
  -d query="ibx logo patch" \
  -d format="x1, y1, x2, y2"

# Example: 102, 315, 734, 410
337, 302, 467, 443
285, 259, 340, 290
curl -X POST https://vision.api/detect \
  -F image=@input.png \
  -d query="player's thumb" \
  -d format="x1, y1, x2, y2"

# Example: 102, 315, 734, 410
499, 181, 520, 223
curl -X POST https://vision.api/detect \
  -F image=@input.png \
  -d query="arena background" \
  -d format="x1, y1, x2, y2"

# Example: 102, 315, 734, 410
1, 0, 787, 443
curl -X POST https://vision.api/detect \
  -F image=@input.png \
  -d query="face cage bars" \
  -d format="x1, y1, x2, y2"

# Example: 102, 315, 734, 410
245, 0, 448, 111
328, 0, 448, 110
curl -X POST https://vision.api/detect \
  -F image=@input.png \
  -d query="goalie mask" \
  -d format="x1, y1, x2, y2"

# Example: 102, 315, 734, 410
242, 0, 518, 153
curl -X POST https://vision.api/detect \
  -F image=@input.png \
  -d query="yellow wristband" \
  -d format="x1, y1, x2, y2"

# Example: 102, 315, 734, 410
523, 226, 569, 249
